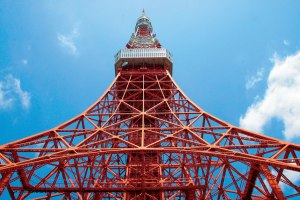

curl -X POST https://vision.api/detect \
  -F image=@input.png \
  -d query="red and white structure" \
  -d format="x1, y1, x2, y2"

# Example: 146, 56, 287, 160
0, 10, 299, 200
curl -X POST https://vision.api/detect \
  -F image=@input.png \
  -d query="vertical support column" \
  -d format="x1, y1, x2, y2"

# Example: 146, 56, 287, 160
93, 192, 100, 200
141, 74, 145, 147
0, 172, 12, 196
185, 189, 196, 200
260, 165, 285, 199
242, 164, 260, 200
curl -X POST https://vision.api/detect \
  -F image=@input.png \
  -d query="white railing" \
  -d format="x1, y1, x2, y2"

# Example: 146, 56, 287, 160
115, 48, 172, 63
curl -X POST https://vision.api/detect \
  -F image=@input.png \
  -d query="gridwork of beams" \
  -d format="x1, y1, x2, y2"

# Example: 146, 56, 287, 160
0, 70, 300, 199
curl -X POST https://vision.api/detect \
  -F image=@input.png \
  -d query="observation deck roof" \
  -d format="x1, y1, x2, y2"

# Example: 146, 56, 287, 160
114, 10, 173, 75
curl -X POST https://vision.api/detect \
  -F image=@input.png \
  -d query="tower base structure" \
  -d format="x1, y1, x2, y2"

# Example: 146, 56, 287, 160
1, 70, 300, 199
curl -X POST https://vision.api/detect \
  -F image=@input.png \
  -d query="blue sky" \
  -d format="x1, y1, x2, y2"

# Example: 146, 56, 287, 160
1, 0, 300, 145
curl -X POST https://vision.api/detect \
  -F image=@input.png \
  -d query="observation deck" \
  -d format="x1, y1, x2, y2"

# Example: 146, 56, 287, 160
114, 48, 173, 75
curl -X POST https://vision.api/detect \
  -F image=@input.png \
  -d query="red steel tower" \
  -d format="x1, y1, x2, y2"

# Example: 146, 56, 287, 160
0, 10, 300, 200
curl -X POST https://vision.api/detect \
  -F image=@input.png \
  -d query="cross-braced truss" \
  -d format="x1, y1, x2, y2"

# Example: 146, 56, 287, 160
0, 70, 300, 199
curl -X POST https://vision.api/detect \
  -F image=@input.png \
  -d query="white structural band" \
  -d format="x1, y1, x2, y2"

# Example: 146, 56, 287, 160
115, 48, 172, 63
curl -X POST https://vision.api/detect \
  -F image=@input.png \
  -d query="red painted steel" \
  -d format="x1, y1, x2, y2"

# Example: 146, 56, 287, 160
0, 10, 299, 200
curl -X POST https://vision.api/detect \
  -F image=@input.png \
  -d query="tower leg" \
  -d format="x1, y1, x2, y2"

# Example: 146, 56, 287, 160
185, 189, 196, 200
0, 172, 12, 196
242, 164, 260, 200
260, 165, 285, 199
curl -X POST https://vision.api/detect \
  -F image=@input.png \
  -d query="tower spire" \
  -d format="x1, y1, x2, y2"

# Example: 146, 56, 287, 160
142, 8, 145, 16
126, 11, 160, 48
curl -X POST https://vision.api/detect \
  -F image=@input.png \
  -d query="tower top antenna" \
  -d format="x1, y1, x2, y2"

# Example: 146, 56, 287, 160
142, 8, 145, 16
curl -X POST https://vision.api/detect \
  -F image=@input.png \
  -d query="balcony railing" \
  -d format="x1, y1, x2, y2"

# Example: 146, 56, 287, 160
115, 48, 172, 63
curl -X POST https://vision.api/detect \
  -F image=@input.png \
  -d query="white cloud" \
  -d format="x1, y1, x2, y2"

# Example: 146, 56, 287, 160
246, 68, 264, 90
57, 28, 79, 55
240, 51, 300, 140
21, 59, 28, 65
0, 83, 13, 109
0, 74, 31, 110
283, 40, 290, 46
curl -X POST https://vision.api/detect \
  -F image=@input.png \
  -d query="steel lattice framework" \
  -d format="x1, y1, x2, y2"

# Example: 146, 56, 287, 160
1, 10, 300, 200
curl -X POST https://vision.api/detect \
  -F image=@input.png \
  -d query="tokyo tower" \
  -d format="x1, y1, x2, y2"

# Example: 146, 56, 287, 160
0, 10, 300, 200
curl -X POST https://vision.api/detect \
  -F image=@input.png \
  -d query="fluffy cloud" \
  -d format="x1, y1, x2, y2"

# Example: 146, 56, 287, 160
0, 74, 31, 110
240, 51, 300, 140
57, 28, 79, 55
246, 68, 264, 90
21, 59, 28, 65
